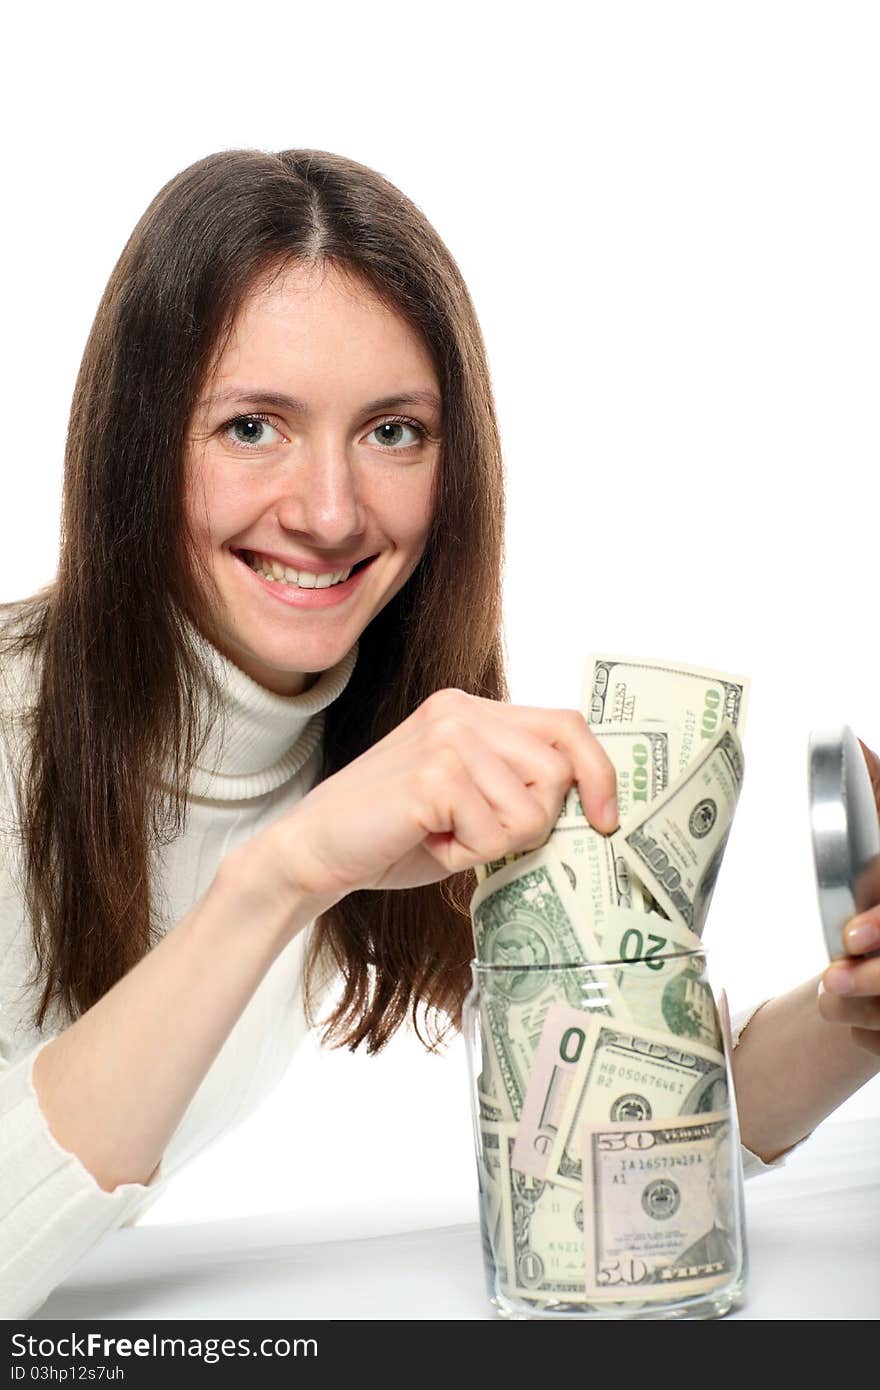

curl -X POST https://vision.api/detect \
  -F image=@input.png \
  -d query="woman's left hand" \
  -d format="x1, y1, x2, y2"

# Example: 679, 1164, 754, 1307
817, 737, 880, 1056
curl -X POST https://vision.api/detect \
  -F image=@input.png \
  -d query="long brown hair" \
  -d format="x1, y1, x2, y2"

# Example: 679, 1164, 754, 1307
0, 148, 508, 1054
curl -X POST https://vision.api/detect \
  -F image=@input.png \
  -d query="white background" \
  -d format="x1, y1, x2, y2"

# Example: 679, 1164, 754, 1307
1, 1, 878, 1236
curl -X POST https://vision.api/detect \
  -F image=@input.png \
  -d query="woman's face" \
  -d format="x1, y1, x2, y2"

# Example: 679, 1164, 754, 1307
183, 259, 442, 695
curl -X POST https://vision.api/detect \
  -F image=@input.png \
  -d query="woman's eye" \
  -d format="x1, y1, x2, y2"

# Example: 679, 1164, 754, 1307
219, 413, 428, 453
368, 418, 426, 450
222, 414, 282, 450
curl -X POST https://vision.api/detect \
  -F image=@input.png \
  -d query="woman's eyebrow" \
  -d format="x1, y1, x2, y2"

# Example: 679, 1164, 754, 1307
200, 387, 442, 415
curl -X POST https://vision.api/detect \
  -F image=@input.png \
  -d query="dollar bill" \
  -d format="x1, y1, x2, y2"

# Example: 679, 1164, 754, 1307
473, 851, 529, 885
601, 907, 720, 1050
475, 967, 626, 1123
614, 723, 745, 937
470, 848, 636, 1117
581, 1112, 738, 1302
498, 1131, 594, 1306
583, 655, 750, 778
592, 726, 671, 822
478, 1084, 506, 1124
478, 1121, 512, 1286
470, 843, 605, 968
512, 1002, 599, 1180
549, 788, 651, 944
478, 1021, 514, 1123
602, 905, 703, 962
471, 782, 625, 900
511, 900, 718, 1179
473, 728, 670, 910
542, 1019, 728, 1192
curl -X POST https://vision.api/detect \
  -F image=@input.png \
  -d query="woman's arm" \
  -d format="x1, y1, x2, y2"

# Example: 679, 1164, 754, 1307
31, 839, 334, 1192
733, 737, 880, 1163
28, 689, 618, 1194
732, 943, 880, 1164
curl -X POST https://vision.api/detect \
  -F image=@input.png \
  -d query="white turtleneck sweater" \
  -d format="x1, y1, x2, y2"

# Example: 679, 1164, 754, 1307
0, 617, 790, 1320
0, 618, 358, 1319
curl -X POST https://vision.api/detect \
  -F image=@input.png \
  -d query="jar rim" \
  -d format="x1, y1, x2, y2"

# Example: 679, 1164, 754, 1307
469, 948, 708, 971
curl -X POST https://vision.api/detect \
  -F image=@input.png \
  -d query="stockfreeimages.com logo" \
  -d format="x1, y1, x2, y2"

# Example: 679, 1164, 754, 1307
10, 1331, 317, 1366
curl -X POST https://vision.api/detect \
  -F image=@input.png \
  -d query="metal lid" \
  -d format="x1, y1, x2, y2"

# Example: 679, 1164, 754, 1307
808, 726, 880, 959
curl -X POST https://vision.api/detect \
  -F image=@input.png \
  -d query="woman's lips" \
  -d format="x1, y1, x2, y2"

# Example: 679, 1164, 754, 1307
233, 549, 377, 608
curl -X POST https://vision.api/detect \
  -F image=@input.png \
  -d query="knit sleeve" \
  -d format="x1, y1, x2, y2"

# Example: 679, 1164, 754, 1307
0, 699, 170, 1320
0, 1035, 169, 1319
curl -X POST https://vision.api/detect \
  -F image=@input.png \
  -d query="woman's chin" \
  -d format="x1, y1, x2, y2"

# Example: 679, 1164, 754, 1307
221, 630, 349, 695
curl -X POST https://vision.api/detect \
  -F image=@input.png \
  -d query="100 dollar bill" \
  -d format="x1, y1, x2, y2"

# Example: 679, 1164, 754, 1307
471, 720, 677, 948
548, 791, 648, 944
614, 723, 745, 938
583, 655, 750, 778
593, 726, 671, 823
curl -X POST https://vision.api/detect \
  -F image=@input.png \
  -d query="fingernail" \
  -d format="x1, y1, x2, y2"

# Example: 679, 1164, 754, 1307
602, 796, 619, 831
845, 919, 880, 953
824, 967, 854, 995
817, 978, 826, 997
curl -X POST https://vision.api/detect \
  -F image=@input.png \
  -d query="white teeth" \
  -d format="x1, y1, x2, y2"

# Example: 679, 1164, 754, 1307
244, 551, 354, 588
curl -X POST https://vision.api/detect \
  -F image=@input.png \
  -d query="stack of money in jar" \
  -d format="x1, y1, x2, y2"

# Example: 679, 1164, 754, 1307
469, 655, 750, 1312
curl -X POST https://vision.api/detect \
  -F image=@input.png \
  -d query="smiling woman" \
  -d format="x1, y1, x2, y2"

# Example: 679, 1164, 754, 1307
0, 148, 509, 1056
0, 147, 519, 1316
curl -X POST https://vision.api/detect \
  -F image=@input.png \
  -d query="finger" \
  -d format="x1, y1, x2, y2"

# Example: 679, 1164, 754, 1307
850, 1026, 880, 1057
842, 909, 880, 957
857, 737, 880, 818
419, 750, 522, 867
817, 989, 880, 1029
822, 953, 880, 998
432, 724, 568, 854
409, 691, 618, 832
417, 740, 551, 872
446, 720, 583, 830
496, 704, 618, 833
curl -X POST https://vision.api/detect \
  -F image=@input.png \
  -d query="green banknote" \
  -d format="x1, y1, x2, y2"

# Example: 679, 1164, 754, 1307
542, 1019, 727, 1192
615, 723, 745, 937
582, 654, 750, 777
582, 1112, 738, 1302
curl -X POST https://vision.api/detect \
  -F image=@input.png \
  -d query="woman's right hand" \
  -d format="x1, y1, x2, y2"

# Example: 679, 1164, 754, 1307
260, 687, 619, 905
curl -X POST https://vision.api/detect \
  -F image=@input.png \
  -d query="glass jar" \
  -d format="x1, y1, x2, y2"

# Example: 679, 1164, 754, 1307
462, 952, 747, 1320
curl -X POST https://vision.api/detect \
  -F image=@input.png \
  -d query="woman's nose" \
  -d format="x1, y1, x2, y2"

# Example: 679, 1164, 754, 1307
273, 442, 368, 543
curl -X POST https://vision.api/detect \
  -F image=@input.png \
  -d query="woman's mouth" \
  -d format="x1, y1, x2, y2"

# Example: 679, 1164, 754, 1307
232, 548, 378, 608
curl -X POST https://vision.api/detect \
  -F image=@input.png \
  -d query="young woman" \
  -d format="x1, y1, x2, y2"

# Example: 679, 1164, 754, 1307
1, 148, 878, 1320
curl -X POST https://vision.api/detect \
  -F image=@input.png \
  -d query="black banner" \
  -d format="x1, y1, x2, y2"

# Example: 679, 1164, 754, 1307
2, 1319, 595, 1384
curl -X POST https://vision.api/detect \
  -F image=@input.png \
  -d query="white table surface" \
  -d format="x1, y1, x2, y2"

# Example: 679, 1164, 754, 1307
33, 1117, 879, 1321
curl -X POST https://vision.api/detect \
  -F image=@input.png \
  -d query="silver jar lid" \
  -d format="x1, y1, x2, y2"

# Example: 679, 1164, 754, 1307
808, 726, 880, 959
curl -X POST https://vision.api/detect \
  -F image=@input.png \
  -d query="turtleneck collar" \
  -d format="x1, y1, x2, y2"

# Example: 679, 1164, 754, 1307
183, 621, 359, 801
